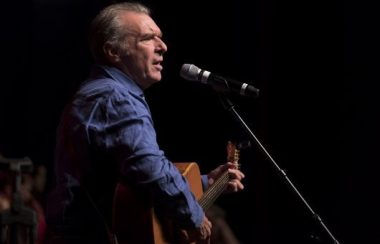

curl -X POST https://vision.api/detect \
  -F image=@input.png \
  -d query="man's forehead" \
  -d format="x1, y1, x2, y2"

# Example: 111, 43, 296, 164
121, 12, 162, 35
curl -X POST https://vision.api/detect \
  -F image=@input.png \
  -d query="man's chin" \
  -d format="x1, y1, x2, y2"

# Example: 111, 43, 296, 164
142, 77, 161, 89
151, 74, 162, 83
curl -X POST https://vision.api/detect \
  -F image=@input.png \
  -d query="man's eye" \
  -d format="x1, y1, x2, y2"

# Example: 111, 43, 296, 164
141, 35, 155, 41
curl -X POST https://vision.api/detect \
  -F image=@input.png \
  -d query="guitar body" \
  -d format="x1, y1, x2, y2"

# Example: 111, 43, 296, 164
112, 162, 203, 244
174, 162, 203, 200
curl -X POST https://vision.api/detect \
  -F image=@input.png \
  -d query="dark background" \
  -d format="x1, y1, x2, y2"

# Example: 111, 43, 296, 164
1, 0, 379, 243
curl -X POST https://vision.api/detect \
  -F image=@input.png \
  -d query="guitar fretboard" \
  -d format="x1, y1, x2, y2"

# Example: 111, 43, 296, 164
199, 141, 240, 210
198, 171, 230, 210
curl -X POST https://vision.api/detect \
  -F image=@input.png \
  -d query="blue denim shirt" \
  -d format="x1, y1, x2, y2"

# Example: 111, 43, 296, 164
47, 65, 205, 234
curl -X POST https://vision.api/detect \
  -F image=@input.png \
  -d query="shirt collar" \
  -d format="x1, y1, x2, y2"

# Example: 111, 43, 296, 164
91, 64, 145, 98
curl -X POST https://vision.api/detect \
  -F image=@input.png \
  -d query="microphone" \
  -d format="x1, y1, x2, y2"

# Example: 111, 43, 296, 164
180, 63, 259, 98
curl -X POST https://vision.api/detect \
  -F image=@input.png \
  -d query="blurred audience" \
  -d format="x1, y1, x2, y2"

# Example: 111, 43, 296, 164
0, 163, 47, 244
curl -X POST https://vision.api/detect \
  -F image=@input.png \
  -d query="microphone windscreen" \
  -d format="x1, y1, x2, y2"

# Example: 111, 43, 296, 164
180, 64, 200, 81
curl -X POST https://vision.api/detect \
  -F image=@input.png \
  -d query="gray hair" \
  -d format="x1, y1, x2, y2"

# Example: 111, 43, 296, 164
88, 2, 151, 64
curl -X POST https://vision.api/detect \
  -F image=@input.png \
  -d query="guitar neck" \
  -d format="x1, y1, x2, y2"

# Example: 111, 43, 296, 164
198, 170, 230, 211
198, 141, 240, 211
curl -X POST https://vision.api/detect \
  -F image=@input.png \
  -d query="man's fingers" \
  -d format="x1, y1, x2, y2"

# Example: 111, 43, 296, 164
228, 180, 244, 192
228, 168, 245, 180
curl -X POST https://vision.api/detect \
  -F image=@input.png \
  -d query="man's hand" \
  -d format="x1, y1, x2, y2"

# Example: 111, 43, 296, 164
207, 162, 245, 193
184, 215, 212, 243
196, 216, 212, 243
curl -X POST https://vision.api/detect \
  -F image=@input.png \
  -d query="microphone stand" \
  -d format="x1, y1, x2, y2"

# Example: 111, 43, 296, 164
218, 95, 340, 244
0, 154, 37, 244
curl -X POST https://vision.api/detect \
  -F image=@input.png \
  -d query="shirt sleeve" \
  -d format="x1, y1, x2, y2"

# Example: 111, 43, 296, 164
87, 88, 204, 229
201, 175, 209, 191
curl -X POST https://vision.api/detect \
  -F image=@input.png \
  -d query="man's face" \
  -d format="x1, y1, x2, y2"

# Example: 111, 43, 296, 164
118, 12, 167, 89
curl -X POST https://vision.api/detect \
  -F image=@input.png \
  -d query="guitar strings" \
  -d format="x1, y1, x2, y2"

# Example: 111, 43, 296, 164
199, 172, 229, 210
200, 144, 240, 210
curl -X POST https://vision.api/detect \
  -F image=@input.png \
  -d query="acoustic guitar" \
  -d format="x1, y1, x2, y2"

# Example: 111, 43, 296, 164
112, 141, 240, 244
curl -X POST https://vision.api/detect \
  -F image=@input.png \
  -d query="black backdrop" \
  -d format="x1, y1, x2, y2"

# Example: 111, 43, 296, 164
1, 0, 380, 243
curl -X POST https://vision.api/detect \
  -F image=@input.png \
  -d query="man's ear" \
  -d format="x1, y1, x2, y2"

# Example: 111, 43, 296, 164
103, 42, 121, 63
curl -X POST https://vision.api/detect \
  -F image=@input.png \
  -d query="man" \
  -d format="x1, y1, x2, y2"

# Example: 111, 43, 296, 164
46, 2, 245, 244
